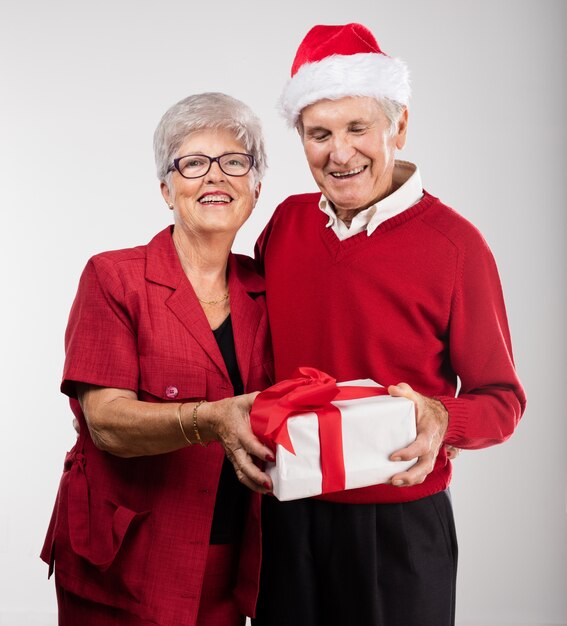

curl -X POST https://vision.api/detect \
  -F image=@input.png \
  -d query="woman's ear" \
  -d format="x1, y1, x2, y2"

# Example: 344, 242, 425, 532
160, 181, 173, 207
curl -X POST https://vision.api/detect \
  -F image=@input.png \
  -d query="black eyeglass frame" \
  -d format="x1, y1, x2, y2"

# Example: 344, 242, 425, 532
167, 152, 256, 179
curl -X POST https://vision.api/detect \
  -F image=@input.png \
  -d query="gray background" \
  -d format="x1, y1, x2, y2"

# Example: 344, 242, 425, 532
0, 1, 565, 624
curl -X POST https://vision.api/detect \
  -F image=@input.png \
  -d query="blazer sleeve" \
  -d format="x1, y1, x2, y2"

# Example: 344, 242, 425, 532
61, 256, 139, 397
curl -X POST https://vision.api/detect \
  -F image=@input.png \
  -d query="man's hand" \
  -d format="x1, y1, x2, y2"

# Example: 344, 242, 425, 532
388, 382, 449, 487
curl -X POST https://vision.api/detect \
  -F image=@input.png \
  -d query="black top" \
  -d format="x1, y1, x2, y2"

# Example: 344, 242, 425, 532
209, 315, 250, 544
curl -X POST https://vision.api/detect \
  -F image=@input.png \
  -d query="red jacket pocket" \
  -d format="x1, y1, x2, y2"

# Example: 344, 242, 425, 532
63, 450, 149, 570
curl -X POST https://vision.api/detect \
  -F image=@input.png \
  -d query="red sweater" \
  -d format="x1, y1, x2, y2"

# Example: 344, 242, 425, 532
255, 191, 526, 504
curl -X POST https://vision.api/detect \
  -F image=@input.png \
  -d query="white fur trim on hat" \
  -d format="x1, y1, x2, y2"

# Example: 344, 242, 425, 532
280, 52, 410, 127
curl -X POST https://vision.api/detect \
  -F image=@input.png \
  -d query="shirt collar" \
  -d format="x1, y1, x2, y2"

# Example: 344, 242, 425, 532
319, 161, 423, 237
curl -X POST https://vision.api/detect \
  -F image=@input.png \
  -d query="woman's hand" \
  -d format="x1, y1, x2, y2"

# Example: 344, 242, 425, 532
198, 393, 274, 494
77, 383, 273, 493
444, 445, 461, 460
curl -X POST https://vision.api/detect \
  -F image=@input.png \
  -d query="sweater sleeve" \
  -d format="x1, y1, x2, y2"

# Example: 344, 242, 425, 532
437, 231, 526, 449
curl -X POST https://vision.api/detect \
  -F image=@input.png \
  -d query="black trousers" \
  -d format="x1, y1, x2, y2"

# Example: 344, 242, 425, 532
253, 491, 458, 626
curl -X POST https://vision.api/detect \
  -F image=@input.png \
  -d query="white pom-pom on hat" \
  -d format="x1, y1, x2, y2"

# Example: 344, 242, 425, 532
280, 23, 410, 127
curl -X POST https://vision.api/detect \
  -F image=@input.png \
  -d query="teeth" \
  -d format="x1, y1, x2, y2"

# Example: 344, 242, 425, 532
200, 194, 231, 203
331, 166, 365, 178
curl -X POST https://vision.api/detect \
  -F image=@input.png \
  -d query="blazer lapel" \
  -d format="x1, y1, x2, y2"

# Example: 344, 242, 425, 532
166, 280, 230, 378
146, 227, 229, 379
228, 254, 264, 390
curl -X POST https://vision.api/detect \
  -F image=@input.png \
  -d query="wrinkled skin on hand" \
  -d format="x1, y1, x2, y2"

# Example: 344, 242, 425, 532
204, 392, 274, 494
388, 382, 451, 487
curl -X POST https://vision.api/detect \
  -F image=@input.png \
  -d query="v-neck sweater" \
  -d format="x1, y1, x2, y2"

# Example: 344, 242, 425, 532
256, 191, 526, 504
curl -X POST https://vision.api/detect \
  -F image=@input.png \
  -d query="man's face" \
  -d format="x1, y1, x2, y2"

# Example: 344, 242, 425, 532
300, 96, 407, 214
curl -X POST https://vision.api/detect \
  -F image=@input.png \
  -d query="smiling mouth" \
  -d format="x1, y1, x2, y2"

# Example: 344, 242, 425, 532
198, 193, 232, 205
330, 165, 367, 179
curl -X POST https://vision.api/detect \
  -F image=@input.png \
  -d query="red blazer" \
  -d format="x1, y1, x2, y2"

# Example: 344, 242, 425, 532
41, 227, 273, 625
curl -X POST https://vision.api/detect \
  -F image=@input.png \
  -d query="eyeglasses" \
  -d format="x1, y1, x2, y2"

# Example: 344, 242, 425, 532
167, 152, 255, 179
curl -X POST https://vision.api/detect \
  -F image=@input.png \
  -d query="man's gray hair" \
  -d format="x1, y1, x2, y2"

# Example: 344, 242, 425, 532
154, 92, 267, 184
379, 98, 407, 136
296, 96, 406, 138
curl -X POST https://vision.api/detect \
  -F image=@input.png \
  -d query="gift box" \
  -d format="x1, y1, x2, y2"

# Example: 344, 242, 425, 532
251, 367, 417, 501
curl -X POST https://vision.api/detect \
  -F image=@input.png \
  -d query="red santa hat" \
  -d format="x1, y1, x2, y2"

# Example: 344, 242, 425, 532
280, 23, 410, 127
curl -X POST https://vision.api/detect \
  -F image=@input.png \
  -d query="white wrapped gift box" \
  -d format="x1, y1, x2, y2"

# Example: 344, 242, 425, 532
266, 379, 417, 501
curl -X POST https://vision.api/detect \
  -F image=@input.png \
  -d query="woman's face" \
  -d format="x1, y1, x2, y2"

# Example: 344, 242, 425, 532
161, 128, 261, 239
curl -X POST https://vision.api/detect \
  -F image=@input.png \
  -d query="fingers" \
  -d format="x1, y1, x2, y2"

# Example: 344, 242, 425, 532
388, 382, 421, 461
390, 418, 436, 462
247, 390, 261, 402
207, 392, 275, 493
390, 453, 435, 487
445, 445, 461, 460
227, 394, 275, 463
390, 431, 436, 486
238, 424, 275, 464
225, 443, 273, 494
391, 443, 461, 487
388, 382, 449, 487
236, 390, 261, 414
219, 406, 274, 493
387, 382, 416, 400
248, 439, 276, 464
390, 439, 426, 462
221, 434, 274, 493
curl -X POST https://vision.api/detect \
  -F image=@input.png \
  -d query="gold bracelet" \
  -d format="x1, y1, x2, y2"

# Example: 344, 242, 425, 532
192, 400, 208, 447
176, 403, 193, 446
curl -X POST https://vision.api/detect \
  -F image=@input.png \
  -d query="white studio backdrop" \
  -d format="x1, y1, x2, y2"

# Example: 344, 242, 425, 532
0, 1, 565, 625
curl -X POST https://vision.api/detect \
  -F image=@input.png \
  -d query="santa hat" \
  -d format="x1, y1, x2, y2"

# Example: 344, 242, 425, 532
280, 23, 410, 127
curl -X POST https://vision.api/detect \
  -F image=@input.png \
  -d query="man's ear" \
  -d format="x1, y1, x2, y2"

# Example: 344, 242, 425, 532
395, 107, 409, 150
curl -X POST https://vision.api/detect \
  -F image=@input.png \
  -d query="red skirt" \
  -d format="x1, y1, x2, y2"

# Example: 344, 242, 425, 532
56, 544, 245, 626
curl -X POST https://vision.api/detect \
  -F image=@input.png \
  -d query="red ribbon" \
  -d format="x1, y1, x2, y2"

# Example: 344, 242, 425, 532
251, 367, 387, 494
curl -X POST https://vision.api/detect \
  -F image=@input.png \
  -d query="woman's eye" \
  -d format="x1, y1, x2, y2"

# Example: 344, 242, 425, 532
227, 158, 244, 167
186, 158, 207, 168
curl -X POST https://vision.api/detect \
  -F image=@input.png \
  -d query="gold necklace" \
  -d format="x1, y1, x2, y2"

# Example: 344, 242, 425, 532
197, 292, 229, 305
172, 233, 229, 306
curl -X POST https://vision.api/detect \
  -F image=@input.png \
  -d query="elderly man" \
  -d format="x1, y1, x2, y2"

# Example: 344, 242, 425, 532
253, 23, 526, 626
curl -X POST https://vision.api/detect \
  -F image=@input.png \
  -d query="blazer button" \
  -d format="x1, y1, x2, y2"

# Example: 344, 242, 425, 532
165, 386, 179, 399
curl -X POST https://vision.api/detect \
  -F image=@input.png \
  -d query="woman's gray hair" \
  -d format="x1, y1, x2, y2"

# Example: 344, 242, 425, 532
154, 92, 267, 184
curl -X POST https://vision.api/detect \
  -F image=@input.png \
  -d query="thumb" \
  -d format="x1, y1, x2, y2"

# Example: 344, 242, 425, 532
388, 382, 413, 399
239, 390, 260, 411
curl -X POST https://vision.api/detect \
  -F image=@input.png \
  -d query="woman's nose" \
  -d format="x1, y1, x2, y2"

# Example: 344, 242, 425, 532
204, 160, 226, 183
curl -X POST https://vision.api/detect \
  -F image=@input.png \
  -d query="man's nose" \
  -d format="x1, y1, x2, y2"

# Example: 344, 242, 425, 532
329, 135, 356, 165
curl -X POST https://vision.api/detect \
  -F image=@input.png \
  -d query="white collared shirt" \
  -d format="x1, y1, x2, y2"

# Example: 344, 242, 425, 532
319, 161, 423, 241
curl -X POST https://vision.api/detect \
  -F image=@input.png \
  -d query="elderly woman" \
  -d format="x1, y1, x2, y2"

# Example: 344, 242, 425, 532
41, 93, 274, 626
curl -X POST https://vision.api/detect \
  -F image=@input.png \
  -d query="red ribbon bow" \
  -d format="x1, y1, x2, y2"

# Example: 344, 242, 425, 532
251, 367, 387, 494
